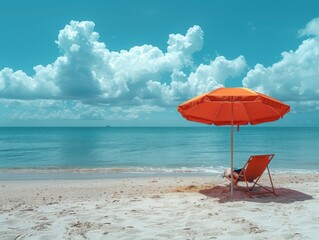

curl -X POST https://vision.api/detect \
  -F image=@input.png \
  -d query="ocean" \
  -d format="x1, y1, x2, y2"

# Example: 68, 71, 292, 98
0, 127, 318, 179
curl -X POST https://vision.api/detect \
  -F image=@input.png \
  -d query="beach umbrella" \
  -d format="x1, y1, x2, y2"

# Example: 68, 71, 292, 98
177, 87, 290, 197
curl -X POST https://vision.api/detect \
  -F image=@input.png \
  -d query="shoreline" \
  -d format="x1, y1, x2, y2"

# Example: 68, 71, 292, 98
0, 166, 318, 181
1, 174, 318, 239
0, 171, 219, 181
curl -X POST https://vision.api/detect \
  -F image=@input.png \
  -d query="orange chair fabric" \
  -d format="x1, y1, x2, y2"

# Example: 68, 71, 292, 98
226, 154, 277, 197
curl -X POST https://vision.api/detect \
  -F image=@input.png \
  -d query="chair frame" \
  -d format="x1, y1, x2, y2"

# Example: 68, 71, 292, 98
226, 154, 278, 198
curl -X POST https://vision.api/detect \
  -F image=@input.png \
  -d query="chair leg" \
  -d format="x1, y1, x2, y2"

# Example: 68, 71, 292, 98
266, 166, 278, 196
246, 168, 277, 196
249, 175, 262, 191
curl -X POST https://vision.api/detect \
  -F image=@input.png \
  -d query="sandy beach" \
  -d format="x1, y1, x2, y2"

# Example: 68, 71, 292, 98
0, 173, 318, 239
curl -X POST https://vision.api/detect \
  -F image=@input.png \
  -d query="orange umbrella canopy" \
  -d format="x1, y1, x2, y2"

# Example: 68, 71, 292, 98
178, 87, 290, 126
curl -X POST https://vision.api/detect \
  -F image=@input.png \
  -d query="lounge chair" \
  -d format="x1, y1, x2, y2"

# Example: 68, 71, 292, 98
225, 154, 277, 197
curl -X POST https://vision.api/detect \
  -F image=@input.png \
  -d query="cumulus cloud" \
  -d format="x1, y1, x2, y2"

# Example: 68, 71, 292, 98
0, 20, 250, 121
2, 17, 319, 122
147, 55, 247, 104
299, 17, 319, 37
0, 20, 246, 107
0, 68, 58, 99
243, 17, 319, 109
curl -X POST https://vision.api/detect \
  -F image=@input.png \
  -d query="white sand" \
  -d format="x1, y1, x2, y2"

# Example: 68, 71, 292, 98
0, 173, 318, 239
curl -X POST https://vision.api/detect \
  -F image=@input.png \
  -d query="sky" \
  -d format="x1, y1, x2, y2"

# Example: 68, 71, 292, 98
0, 0, 319, 127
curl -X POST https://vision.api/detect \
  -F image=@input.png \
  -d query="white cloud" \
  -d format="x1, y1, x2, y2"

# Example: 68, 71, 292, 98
110, 105, 165, 119
0, 20, 249, 123
1, 99, 111, 121
187, 55, 246, 95
0, 68, 58, 99
4, 18, 319, 122
167, 25, 203, 54
2, 18, 319, 112
0, 98, 165, 121
146, 55, 247, 104
0, 21, 246, 108
299, 17, 319, 37
243, 18, 319, 107
1, 99, 80, 120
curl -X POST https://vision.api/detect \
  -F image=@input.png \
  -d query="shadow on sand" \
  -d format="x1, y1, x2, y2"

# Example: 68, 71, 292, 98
199, 185, 313, 203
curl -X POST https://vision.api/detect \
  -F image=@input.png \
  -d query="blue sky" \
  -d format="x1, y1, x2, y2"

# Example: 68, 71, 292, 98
0, 0, 319, 126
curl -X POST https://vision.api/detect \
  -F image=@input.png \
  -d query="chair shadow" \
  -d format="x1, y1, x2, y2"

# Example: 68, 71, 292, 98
199, 185, 313, 203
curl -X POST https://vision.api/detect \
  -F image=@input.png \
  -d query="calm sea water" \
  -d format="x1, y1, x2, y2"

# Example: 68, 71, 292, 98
0, 127, 318, 178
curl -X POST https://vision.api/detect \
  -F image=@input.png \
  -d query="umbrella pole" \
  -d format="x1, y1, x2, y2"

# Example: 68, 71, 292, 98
230, 101, 234, 198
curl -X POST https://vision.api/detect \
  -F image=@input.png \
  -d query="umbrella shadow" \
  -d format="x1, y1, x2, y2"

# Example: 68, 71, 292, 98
199, 185, 313, 203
